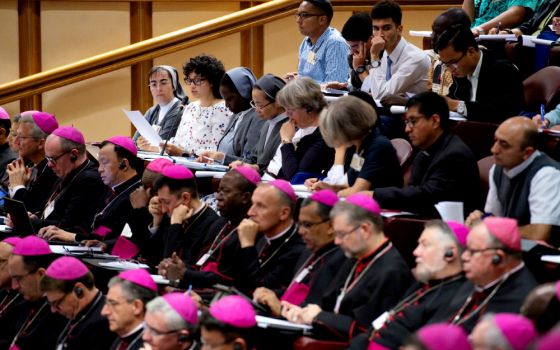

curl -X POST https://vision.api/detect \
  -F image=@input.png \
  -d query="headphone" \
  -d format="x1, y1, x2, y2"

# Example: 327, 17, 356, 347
118, 160, 126, 170
177, 332, 188, 342
444, 249, 454, 258
492, 254, 502, 265
69, 152, 78, 162
74, 286, 84, 298
233, 343, 242, 350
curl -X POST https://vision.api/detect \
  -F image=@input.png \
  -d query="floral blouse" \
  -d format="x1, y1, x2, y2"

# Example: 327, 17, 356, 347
171, 100, 232, 153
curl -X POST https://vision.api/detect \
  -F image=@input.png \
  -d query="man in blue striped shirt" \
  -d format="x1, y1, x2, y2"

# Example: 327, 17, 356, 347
289, 0, 349, 84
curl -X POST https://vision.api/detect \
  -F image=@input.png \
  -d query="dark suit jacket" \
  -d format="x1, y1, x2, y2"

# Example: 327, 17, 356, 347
518, 0, 560, 35
447, 50, 525, 124
251, 115, 288, 171
374, 132, 481, 218
133, 100, 183, 141
31, 159, 106, 232
277, 128, 334, 180
219, 108, 266, 165
0, 143, 16, 188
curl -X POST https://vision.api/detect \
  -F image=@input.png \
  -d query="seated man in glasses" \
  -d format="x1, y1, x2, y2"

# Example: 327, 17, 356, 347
285, 0, 349, 84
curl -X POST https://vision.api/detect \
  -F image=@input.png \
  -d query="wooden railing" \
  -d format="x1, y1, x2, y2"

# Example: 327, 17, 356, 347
0, 0, 461, 106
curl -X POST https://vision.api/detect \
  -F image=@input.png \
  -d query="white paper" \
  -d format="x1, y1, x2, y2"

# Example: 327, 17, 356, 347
450, 112, 467, 121
531, 37, 553, 47
295, 191, 313, 199
521, 35, 536, 48
255, 315, 313, 333
291, 184, 309, 192
151, 274, 170, 285
122, 109, 163, 146
435, 201, 464, 223
541, 255, 560, 264
321, 88, 347, 95
380, 210, 416, 218
409, 30, 432, 38
121, 223, 133, 238
390, 106, 406, 114
98, 260, 149, 270
49, 245, 103, 254
478, 34, 516, 41
195, 171, 226, 178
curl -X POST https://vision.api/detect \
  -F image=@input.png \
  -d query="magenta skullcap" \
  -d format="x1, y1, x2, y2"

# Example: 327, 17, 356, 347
366, 342, 390, 350
146, 158, 173, 174
2, 237, 22, 247
493, 313, 538, 350
209, 295, 256, 328
117, 269, 157, 292
162, 292, 198, 325
536, 331, 560, 350
233, 166, 261, 185
417, 323, 470, 350
162, 164, 194, 180
12, 236, 51, 256
446, 221, 469, 247
106, 136, 137, 156
0, 107, 9, 120
52, 126, 85, 145
483, 217, 521, 252
269, 179, 296, 203
310, 189, 339, 207
32, 112, 58, 134
46, 256, 89, 280
345, 193, 381, 215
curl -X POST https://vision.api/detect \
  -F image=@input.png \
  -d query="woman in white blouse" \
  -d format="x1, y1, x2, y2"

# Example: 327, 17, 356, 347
163, 55, 232, 157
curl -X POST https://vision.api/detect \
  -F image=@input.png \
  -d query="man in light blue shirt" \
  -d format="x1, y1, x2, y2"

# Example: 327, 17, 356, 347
291, 0, 349, 84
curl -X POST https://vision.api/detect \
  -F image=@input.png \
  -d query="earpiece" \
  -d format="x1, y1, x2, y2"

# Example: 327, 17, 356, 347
492, 254, 502, 265
177, 332, 188, 342
70, 153, 78, 162
74, 286, 84, 298
118, 160, 126, 170
444, 249, 454, 258
233, 343, 242, 350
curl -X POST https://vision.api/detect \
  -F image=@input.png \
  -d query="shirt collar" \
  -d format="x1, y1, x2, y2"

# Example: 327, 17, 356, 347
474, 262, 524, 291
265, 222, 294, 244
159, 97, 179, 109
121, 322, 145, 339
503, 150, 541, 178
469, 50, 483, 81
387, 37, 406, 63
305, 27, 332, 47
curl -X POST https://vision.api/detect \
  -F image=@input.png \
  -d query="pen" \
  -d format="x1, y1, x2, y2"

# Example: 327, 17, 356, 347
496, 21, 501, 34
540, 104, 545, 123
187, 284, 192, 295
160, 140, 168, 156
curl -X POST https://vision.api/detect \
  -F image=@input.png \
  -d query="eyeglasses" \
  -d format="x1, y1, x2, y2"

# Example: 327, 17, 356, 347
250, 100, 273, 110
299, 219, 329, 230
333, 225, 360, 239
463, 246, 501, 256
294, 12, 324, 20
184, 77, 207, 86
14, 134, 37, 140
404, 116, 425, 128
46, 150, 72, 165
104, 298, 131, 309
47, 292, 70, 309
11, 269, 37, 283
441, 52, 466, 69
145, 324, 182, 337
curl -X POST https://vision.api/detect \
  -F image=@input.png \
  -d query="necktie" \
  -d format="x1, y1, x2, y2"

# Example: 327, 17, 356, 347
117, 339, 130, 350
386, 57, 393, 81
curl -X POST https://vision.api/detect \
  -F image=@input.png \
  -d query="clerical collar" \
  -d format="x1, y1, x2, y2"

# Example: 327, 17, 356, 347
421, 131, 448, 157
503, 151, 540, 178
474, 262, 524, 292
120, 322, 144, 339
188, 202, 206, 219
264, 221, 294, 244
112, 174, 141, 193
61, 159, 90, 185
357, 238, 389, 264
427, 272, 465, 287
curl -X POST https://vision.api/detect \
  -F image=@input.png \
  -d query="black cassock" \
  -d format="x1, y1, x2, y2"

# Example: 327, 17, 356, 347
108, 326, 144, 350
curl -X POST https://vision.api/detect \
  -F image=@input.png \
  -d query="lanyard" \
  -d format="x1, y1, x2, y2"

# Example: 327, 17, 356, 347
56, 292, 103, 349
258, 225, 298, 269
92, 180, 141, 231
10, 301, 48, 348
288, 246, 339, 286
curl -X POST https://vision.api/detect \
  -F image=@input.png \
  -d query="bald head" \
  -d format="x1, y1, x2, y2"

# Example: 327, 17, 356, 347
491, 116, 538, 170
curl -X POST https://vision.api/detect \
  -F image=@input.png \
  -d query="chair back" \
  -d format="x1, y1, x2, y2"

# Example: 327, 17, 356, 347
523, 66, 560, 112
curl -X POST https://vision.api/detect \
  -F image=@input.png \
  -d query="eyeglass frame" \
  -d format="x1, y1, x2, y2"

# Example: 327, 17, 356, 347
11, 268, 38, 283
47, 291, 71, 309
299, 218, 329, 230
440, 51, 467, 69
144, 323, 183, 338
404, 115, 428, 128
333, 225, 361, 239
250, 100, 273, 110
294, 12, 325, 20
463, 246, 502, 256
45, 149, 72, 165
183, 77, 207, 86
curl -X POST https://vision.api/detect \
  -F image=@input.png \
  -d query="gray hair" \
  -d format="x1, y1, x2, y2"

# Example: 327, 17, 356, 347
276, 77, 326, 113
480, 314, 514, 350
424, 220, 464, 255
330, 201, 383, 233
107, 276, 157, 306
18, 115, 48, 139
319, 95, 377, 147
146, 296, 188, 330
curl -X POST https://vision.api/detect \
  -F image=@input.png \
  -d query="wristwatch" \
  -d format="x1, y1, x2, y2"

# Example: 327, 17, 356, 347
371, 60, 381, 68
281, 139, 293, 144
457, 101, 467, 115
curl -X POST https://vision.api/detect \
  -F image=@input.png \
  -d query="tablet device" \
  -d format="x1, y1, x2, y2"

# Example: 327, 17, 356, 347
3, 198, 35, 236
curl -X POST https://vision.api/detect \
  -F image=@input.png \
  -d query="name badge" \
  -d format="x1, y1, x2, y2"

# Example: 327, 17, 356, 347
196, 253, 211, 267
307, 51, 316, 65
372, 311, 390, 330
43, 201, 55, 219
350, 153, 364, 171
294, 267, 310, 283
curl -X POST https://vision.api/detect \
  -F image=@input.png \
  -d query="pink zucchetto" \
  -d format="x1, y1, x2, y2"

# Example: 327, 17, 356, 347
209, 295, 256, 328
106, 136, 138, 156
536, 331, 560, 350
483, 217, 521, 252
417, 323, 470, 350
446, 221, 469, 247
493, 313, 538, 350
12, 236, 51, 256
162, 292, 198, 325
345, 193, 381, 215
118, 269, 157, 292
366, 342, 389, 350
52, 126, 85, 145
310, 189, 339, 207
146, 158, 173, 174
46, 256, 89, 280
32, 112, 58, 134
0, 107, 9, 120
269, 179, 296, 203
233, 166, 261, 185
162, 164, 194, 180
2, 237, 22, 247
